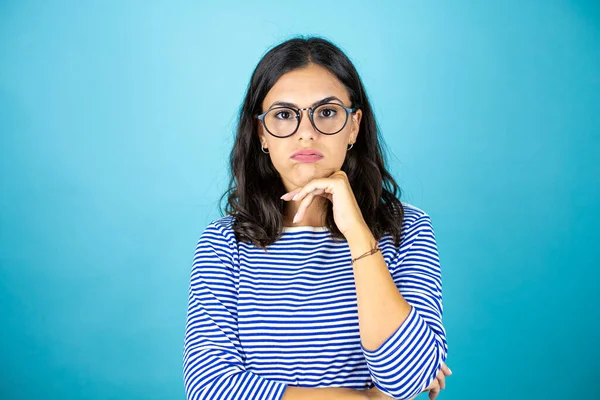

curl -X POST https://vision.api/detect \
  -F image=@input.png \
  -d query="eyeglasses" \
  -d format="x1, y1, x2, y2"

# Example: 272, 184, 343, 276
256, 103, 358, 138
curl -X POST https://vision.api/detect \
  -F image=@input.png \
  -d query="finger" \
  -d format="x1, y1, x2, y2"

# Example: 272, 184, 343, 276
428, 386, 440, 400
441, 362, 452, 376
293, 192, 316, 223
294, 193, 316, 222
423, 381, 434, 391
436, 368, 446, 388
282, 187, 325, 202
293, 179, 336, 202
310, 188, 327, 197
280, 189, 300, 201
291, 182, 321, 202
437, 373, 445, 390
424, 378, 440, 392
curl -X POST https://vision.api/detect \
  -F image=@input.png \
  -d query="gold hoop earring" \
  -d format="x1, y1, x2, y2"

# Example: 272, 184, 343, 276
347, 143, 354, 150
261, 145, 269, 154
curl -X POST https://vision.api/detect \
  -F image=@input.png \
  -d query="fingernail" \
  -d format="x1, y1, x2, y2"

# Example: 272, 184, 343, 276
293, 214, 299, 223
292, 193, 299, 201
448, 368, 452, 375
280, 193, 289, 200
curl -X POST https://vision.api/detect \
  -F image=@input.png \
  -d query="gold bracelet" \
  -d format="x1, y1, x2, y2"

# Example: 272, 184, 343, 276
350, 246, 381, 266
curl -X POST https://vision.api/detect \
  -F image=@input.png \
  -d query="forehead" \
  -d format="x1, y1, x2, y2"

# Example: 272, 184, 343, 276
262, 64, 350, 109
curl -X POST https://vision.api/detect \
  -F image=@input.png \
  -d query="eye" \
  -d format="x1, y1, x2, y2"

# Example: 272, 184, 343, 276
275, 110, 295, 120
318, 107, 337, 118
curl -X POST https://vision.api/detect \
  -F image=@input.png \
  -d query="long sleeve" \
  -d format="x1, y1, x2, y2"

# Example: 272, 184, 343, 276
361, 214, 448, 400
183, 223, 288, 400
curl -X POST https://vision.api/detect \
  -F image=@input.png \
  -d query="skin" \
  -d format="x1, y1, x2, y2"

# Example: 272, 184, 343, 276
257, 63, 452, 399
258, 63, 362, 227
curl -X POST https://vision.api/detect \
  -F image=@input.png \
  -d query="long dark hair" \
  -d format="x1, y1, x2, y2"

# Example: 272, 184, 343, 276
220, 36, 405, 249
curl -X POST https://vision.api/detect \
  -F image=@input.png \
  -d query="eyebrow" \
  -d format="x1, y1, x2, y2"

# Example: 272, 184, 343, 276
267, 96, 344, 110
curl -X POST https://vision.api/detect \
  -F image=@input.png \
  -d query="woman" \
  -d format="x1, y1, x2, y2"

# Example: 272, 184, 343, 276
183, 37, 451, 400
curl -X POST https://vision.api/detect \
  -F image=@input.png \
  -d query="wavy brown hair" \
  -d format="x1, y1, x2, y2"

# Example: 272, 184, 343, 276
220, 36, 405, 249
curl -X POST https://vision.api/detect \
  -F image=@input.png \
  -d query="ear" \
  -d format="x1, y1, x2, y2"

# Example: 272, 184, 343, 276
350, 109, 362, 143
257, 121, 268, 148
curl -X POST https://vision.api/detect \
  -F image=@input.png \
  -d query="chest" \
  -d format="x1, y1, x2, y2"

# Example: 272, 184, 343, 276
236, 246, 366, 381
237, 246, 359, 333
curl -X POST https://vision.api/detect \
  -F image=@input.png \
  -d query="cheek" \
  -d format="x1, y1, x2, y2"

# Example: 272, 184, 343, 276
331, 136, 351, 161
331, 149, 348, 167
267, 142, 291, 168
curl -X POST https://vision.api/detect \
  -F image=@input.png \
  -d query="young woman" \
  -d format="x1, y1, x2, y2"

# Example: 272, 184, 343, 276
183, 37, 451, 400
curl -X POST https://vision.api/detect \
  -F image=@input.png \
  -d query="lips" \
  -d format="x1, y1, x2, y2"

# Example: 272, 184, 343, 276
290, 149, 324, 163
291, 149, 324, 158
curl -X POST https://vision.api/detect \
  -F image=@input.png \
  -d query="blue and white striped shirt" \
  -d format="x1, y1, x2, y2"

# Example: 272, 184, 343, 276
183, 203, 447, 400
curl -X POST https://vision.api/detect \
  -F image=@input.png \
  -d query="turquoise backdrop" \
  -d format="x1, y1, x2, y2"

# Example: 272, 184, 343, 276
1, 1, 598, 399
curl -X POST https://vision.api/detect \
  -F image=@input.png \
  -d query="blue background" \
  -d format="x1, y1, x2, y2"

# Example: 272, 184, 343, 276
1, 1, 598, 399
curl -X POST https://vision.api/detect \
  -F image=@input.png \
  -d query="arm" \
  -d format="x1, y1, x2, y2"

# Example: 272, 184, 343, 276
183, 223, 287, 399
282, 387, 367, 400
184, 222, 370, 400
346, 214, 448, 400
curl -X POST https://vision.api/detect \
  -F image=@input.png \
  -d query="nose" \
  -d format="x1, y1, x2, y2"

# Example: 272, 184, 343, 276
296, 108, 318, 141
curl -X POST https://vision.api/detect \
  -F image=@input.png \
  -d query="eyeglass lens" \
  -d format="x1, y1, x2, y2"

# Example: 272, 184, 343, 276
263, 104, 349, 137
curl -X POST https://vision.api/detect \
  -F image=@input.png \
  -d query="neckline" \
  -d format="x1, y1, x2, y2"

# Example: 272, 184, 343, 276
282, 226, 329, 232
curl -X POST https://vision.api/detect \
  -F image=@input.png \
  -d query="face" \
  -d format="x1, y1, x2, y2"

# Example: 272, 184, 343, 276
258, 63, 362, 192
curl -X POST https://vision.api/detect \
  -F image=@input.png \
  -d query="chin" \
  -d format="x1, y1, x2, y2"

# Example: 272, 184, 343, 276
284, 164, 337, 186
300, 171, 332, 185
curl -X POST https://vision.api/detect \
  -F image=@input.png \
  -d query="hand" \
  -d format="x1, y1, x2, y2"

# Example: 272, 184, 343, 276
423, 362, 452, 400
280, 170, 366, 236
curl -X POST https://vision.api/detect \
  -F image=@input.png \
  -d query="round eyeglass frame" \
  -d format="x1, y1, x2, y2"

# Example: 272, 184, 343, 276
255, 103, 358, 138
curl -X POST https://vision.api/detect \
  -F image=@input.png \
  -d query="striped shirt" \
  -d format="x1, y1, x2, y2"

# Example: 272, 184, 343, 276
183, 202, 447, 400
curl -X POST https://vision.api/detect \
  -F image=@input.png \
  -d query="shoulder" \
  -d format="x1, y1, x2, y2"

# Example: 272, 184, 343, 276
399, 202, 436, 242
383, 202, 440, 271
193, 215, 239, 270
207, 215, 237, 235
197, 215, 238, 248
400, 202, 429, 223
400, 202, 432, 226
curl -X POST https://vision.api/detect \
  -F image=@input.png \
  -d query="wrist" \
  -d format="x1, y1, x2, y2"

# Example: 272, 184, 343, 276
346, 224, 377, 256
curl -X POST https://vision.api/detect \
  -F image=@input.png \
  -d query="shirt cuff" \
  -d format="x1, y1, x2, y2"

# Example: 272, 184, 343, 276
361, 305, 438, 398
